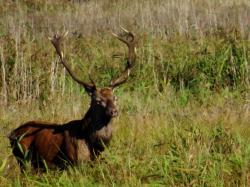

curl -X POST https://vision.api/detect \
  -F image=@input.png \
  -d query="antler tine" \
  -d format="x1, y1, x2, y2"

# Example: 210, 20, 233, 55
120, 26, 129, 33
120, 26, 135, 42
63, 31, 69, 38
111, 32, 128, 46
49, 33, 63, 59
49, 32, 96, 93
110, 28, 136, 89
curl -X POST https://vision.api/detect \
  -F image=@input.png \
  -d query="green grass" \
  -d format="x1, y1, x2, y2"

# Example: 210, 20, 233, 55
0, 0, 250, 186
0, 91, 250, 186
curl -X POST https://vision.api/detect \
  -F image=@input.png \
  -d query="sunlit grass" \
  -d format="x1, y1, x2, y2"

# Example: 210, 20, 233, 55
0, 90, 250, 186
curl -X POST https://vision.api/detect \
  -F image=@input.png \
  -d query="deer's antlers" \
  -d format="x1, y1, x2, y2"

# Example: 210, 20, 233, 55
49, 32, 96, 93
49, 28, 136, 91
110, 27, 136, 88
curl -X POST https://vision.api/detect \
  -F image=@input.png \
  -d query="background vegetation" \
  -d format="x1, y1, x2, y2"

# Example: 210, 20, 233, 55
0, 0, 250, 186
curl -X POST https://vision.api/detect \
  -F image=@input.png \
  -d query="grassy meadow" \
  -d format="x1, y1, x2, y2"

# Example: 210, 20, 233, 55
0, 0, 250, 186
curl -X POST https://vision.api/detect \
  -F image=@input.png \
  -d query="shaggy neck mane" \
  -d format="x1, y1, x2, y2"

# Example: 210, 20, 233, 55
81, 105, 112, 133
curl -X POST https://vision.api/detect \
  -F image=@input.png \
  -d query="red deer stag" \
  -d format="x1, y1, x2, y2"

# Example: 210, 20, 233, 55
9, 28, 136, 171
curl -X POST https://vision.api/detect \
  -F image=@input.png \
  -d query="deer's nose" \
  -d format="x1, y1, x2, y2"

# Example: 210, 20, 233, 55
109, 108, 118, 117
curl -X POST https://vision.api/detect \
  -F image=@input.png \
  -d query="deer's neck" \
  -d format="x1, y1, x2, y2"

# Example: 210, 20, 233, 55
81, 107, 112, 132
81, 107, 113, 155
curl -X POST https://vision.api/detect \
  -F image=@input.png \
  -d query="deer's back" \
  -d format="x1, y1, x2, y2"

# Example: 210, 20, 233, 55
9, 120, 91, 166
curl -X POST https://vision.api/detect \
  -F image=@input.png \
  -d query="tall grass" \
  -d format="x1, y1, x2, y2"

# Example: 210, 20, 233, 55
0, 32, 249, 106
0, 93, 249, 186
0, 0, 250, 186
1, 0, 250, 37
0, 0, 250, 105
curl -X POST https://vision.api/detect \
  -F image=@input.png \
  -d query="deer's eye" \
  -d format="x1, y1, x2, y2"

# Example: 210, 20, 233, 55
95, 98, 106, 106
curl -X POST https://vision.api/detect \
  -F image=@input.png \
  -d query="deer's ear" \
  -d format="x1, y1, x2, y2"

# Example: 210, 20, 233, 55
83, 84, 96, 96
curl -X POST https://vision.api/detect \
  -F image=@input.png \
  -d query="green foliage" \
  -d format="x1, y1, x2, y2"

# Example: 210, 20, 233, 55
151, 37, 250, 95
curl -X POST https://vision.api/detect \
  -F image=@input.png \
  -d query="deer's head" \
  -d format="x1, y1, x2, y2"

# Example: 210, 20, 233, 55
49, 28, 136, 119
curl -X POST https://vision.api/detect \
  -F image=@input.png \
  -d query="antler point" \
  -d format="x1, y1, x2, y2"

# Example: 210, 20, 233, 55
63, 31, 69, 37
120, 26, 129, 33
111, 32, 119, 38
